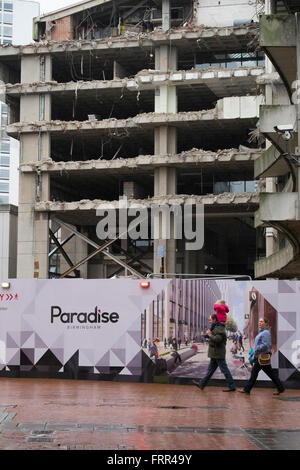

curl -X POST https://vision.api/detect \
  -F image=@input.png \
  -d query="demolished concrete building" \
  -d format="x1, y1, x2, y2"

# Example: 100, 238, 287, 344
0, 0, 273, 280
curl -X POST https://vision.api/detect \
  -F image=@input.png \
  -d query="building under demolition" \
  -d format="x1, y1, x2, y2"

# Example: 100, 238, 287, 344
1, 0, 297, 281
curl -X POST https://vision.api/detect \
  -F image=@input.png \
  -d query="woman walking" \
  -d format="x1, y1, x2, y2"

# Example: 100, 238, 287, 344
239, 318, 285, 396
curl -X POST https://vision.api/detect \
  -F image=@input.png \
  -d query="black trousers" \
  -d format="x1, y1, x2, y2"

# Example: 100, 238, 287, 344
244, 358, 285, 393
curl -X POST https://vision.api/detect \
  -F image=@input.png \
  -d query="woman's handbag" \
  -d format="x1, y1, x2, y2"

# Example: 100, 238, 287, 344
258, 353, 271, 366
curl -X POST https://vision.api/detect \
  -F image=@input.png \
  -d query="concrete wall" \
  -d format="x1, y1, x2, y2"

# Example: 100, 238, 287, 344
196, 0, 258, 27
217, 95, 265, 119
0, 205, 18, 278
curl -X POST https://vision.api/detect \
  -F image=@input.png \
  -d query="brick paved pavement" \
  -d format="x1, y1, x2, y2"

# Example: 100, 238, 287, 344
0, 378, 300, 450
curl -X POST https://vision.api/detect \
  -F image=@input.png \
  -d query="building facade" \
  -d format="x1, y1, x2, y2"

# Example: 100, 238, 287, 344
1, 0, 293, 281
0, 0, 40, 206
141, 278, 221, 344
0, 0, 39, 278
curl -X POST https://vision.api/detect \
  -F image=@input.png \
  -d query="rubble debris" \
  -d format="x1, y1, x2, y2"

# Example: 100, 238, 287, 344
34, 192, 260, 212
19, 148, 262, 173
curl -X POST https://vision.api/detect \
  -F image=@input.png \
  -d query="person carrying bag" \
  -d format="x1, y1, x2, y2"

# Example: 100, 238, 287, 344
239, 318, 285, 396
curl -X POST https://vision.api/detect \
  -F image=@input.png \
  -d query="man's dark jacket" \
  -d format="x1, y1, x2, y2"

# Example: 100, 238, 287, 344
208, 322, 227, 359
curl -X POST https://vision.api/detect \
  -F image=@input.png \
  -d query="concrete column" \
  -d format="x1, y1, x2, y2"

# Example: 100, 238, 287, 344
17, 55, 52, 279
113, 61, 128, 79
153, 41, 178, 275
153, 166, 177, 274
162, 0, 171, 32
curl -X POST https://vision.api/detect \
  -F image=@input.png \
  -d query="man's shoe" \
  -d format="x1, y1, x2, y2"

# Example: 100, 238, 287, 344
192, 379, 203, 390
238, 389, 250, 394
273, 390, 285, 396
223, 389, 236, 392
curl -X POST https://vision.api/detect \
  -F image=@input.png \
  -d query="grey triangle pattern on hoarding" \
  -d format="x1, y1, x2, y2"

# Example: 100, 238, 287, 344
278, 280, 296, 294
259, 293, 279, 310
111, 348, 126, 365
278, 313, 295, 332
52, 349, 64, 364
111, 333, 126, 350
128, 316, 142, 332
127, 330, 141, 347
51, 334, 65, 349
6, 333, 19, 349
110, 350, 125, 367
22, 348, 35, 364
126, 350, 142, 369
96, 350, 110, 367
279, 368, 296, 382
279, 311, 297, 330
278, 330, 297, 349
21, 331, 34, 347
7, 350, 20, 365
119, 367, 133, 376
21, 317, 34, 331
80, 349, 94, 365
7, 331, 20, 348
35, 333, 48, 349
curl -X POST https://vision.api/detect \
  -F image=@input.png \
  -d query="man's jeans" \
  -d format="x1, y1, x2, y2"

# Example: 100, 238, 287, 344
199, 359, 236, 390
244, 358, 285, 393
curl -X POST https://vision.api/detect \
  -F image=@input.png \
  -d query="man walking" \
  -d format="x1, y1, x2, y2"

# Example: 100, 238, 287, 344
193, 314, 236, 392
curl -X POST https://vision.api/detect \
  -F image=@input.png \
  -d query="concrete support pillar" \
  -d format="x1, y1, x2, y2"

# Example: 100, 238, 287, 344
153, 167, 177, 274
162, 0, 171, 32
17, 55, 52, 279
153, 39, 178, 276
113, 61, 128, 79
155, 45, 177, 72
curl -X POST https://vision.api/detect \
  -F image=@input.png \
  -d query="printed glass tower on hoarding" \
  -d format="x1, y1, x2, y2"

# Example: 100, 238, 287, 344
0, 0, 40, 206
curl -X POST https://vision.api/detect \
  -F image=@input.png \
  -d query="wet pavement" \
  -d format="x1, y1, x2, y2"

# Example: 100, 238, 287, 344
0, 378, 300, 450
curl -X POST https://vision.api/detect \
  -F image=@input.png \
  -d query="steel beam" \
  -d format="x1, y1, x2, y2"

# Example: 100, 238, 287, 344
52, 217, 145, 279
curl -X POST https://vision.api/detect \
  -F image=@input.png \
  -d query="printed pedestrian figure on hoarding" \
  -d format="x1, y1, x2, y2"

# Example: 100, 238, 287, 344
150, 338, 169, 376
193, 314, 236, 392
171, 338, 182, 365
239, 318, 285, 396
214, 299, 229, 325
238, 331, 245, 352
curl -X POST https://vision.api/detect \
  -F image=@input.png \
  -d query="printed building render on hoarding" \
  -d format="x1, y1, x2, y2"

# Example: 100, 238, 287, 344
0, 279, 299, 385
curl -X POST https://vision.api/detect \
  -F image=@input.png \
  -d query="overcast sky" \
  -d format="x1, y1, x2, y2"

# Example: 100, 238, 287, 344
37, 0, 81, 16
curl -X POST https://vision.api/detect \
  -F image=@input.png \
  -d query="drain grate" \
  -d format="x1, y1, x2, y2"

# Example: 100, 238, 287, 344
27, 437, 55, 443
196, 406, 229, 410
158, 406, 228, 410
158, 406, 188, 410
31, 430, 54, 435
